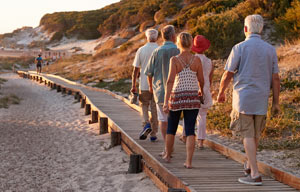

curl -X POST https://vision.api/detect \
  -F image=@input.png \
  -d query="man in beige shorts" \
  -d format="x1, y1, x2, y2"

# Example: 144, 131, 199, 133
217, 14, 280, 185
131, 29, 159, 141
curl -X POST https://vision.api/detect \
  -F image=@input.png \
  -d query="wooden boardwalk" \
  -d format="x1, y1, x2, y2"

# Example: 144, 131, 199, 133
17, 71, 300, 192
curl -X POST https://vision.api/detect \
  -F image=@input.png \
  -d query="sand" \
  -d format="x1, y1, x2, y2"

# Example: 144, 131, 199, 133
0, 73, 159, 192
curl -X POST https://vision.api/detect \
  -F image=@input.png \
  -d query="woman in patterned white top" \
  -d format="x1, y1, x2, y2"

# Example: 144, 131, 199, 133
163, 32, 204, 168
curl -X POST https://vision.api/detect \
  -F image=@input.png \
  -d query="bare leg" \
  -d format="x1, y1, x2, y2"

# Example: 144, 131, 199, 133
185, 135, 195, 168
159, 121, 167, 142
245, 137, 260, 169
163, 134, 175, 162
243, 137, 260, 178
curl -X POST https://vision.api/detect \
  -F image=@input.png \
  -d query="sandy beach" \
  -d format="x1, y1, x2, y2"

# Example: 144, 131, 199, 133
0, 73, 159, 192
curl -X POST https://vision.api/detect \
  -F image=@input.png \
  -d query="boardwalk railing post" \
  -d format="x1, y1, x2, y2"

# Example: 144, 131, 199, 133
62, 87, 66, 94
111, 131, 121, 147
81, 98, 86, 108
39, 77, 43, 83
85, 104, 91, 115
89, 111, 98, 124
48, 82, 51, 87
57, 85, 61, 92
128, 154, 142, 173
99, 117, 108, 135
53, 83, 57, 89
74, 92, 79, 100
68, 90, 72, 95
77, 94, 82, 103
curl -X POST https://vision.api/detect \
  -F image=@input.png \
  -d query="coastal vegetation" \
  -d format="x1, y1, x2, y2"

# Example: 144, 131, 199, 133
2, 0, 300, 150
0, 57, 35, 70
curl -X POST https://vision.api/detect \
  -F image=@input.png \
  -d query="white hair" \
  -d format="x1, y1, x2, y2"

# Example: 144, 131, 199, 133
244, 14, 264, 34
145, 29, 158, 42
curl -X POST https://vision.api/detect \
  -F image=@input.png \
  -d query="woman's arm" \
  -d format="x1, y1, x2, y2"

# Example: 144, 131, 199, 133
209, 61, 214, 87
163, 57, 177, 113
195, 57, 204, 95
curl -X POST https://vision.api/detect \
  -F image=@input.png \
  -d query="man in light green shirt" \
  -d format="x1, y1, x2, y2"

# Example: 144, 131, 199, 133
144, 25, 179, 155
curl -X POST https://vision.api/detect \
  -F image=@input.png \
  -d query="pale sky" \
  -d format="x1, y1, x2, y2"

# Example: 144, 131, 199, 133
0, 0, 120, 34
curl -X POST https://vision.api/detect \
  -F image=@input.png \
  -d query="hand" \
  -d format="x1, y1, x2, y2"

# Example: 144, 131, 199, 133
217, 92, 225, 103
149, 87, 153, 94
271, 103, 280, 117
198, 90, 203, 97
130, 86, 137, 93
163, 103, 169, 114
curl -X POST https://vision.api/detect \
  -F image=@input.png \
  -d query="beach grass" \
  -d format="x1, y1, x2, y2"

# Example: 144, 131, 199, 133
93, 79, 131, 94
0, 94, 21, 108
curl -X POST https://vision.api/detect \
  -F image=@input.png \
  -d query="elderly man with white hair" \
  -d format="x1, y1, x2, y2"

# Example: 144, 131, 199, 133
217, 14, 280, 185
131, 28, 159, 141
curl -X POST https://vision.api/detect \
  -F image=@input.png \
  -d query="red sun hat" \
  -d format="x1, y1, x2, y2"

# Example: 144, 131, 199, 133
191, 35, 210, 54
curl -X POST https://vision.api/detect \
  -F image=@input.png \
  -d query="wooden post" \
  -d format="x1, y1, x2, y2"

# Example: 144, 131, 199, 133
74, 92, 79, 100
81, 98, 86, 108
62, 87, 66, 94
57, 85, 61, 92
168, 189, 186, 192
36, 76, 39, 82
111, 132, 121, 147
68, 90, 72, 95
44, 80, 47, 85
99, 117, 108, 135
128, 154, 142, 173
77, 94, 82, 103
53, 83, 57, 89
39, 77, 43, 83
89, 111, 98, 124
85, 104, 91, 115
48, 82, 51, 87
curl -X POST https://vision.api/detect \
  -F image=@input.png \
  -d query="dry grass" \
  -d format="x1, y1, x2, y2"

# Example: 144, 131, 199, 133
277, 38, 300, 72
0, 94, 21, 108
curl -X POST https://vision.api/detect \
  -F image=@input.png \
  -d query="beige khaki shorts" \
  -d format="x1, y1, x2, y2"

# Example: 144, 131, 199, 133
230, 109, 266, 138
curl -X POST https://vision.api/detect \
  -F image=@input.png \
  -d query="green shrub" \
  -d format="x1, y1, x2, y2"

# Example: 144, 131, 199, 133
119, 41, 133, 52
191, 12, 244, 59
275, 0, 300, 40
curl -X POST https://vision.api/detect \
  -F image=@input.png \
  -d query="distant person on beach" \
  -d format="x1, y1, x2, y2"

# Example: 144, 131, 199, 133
131, 29, 159, 141
181, 35, 214, 149
162, 32, 204, 168
46, 61, 49, 73
144, 25, 180, 156
217, 14, 280, 185
36, 54, 43, 74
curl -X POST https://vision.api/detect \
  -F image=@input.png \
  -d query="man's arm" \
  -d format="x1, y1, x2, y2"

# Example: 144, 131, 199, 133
217, 71, 234, 103
131, 67, 140, 93
271, 73, 280, 115
147, 76, 153, 93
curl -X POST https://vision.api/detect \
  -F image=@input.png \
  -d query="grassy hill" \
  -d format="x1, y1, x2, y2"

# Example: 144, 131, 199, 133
37, 0, 300, 58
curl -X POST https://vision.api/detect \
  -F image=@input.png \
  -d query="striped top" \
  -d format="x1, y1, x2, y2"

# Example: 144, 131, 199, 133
168, 55, 201, 111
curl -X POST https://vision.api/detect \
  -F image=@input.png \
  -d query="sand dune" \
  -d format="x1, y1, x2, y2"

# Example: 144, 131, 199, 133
0, 73, 159, 192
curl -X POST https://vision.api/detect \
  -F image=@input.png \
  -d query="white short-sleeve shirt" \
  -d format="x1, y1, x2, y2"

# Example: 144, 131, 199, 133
133, 42, 159, 91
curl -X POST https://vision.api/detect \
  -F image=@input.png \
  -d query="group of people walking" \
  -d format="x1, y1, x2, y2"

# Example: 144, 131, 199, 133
131, 14, 280, 186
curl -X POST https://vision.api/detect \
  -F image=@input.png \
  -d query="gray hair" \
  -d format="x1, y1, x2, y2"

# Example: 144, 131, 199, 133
161, 25, 175, 41
145, 29, 158, 42
244, 14, 264, 34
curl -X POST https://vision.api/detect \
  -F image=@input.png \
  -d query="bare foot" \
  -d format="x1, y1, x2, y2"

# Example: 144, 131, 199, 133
179, 135, 186, 143
162, 154, 171, 163
183, 163, 192, 169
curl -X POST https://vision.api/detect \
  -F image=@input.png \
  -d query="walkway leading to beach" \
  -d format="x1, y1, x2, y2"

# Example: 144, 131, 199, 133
0, 73, 159, 192
13, 71, 300, 192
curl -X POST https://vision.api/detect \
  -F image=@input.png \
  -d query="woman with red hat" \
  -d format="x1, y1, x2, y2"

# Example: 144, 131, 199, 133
181, 35, 214, 149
